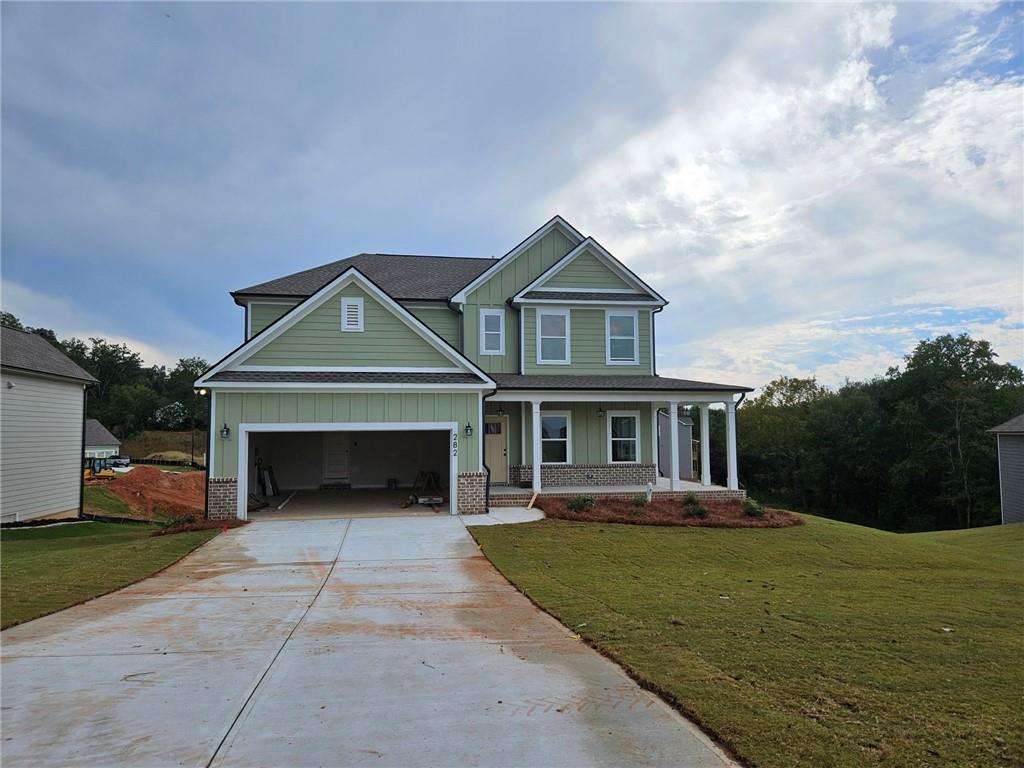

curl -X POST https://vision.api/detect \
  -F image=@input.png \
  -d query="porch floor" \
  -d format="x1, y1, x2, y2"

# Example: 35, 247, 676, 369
489, 477, 729, 497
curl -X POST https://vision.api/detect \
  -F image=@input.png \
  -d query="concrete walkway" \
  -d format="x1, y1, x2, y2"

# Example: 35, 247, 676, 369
1, 517, 734, 767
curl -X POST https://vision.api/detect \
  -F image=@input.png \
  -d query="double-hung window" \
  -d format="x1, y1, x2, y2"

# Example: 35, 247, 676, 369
608, 411, 640, 463
537, 309, 570, 364
541, 411, 572, 464
480, 308, 504, 355
606, 311, 638, 365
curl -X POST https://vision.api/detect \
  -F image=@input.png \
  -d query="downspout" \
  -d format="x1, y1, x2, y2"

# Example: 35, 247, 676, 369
651, 306, 664, 376
448, 300, 465, 352
481, 387, 498, 510
78, 385, 90, 518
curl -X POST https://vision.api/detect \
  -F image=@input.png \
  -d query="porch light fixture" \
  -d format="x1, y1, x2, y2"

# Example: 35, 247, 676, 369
219, 423, 231, 440
597, 405, 606, 418
465, 423, 473, 438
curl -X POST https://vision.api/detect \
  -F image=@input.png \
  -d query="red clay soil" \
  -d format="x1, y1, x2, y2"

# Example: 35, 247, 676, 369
106, 466, 207, 520
537, 497, 804, 528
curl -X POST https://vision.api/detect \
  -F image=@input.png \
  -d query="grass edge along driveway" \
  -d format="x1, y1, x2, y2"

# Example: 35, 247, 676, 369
1, 522, 218, 629
471, 516, 1023, 768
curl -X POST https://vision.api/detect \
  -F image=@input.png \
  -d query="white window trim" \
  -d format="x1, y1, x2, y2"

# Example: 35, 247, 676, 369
540, 410, 572, 465
340, 296, 364, 332
607, 410, 641, 464
479, 308, 505, 356
605, 310, 639, 366
536, 308, 571, 365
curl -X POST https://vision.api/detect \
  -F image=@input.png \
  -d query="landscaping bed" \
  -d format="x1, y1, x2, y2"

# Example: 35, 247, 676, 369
537, 495, 803, 528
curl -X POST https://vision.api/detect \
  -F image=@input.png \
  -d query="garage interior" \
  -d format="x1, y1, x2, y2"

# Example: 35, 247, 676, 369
246, 429, 451, 517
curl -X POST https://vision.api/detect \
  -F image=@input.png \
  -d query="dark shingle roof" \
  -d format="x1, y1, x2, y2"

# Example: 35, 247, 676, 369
207, 371, 486, 385
85, 419, 120, 446
492, 373, 753, 392
0, 326, 97, 383
232, 254, 496, 302
989, 414, 1024, 434
521, 291, 658, 302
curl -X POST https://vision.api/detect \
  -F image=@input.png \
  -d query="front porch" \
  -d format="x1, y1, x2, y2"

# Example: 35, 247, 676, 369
488, 476, 742, 507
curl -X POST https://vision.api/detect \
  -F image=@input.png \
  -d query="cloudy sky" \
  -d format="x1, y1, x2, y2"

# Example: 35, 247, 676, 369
2, 2, 1021, 387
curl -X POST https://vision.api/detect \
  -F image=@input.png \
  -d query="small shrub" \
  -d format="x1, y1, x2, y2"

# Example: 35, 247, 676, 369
630, 493, 649, 508
567, 494, 596, 512
682, 493, 707, 518
683, 492, 700, 506
743, 498, 765, 517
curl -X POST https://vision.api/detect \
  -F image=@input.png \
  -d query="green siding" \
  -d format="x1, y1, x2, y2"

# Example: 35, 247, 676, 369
249, 302, 298, 338
404, 305, 460, 347
212, 390, 480, 477
522, 307, 651, 375
464, 227, 576, 373
241, 284, 453, 368
543, 248, 633, 289
519, 402, 654, 465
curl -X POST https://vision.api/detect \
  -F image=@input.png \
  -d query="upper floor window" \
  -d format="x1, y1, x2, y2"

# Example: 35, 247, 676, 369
606, 310, 638, 365
341, 297, 364, 332
537, 309, 571, 364
480, 308, 505, 355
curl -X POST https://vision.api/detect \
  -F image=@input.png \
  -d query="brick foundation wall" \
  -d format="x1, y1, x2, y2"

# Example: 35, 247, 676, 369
207, 477, 238, 520
507, 463, 657, 487
457, 472, 487, 515
489, 487, 746, 508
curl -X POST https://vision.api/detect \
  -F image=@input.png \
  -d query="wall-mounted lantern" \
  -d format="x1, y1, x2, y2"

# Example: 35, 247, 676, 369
464, 423, 473, 438
597, 405, 606, 418
219, 423, 231, 440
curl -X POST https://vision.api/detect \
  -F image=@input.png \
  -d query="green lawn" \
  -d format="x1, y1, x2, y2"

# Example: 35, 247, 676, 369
472, 516, 1024, 768
83, 485, 136, 517
1, 522, 217, 629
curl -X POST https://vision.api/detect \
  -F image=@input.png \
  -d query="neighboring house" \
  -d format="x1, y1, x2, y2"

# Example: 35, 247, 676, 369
989, 414, 1024, 525
0, 326, 97, 523
84, 419, 121, 459
195, 216, 752, 519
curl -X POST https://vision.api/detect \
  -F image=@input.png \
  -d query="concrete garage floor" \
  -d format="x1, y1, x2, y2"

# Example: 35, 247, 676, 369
251, 488, 450, 519
0, 517, 735, 768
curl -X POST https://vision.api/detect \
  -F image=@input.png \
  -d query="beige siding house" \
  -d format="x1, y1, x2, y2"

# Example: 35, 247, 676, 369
1, 327, 97, 523
196, 216, 752, 520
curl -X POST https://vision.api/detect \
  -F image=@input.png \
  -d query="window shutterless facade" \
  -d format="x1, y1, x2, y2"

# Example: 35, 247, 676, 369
540, 411, 572, 463
605, 310, 638, 365
479, 308, 505, 355
537, 309, 571, 364
608, 410, 640, 463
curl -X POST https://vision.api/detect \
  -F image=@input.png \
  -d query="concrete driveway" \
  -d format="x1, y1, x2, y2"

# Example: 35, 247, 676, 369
1, 517, 734, 767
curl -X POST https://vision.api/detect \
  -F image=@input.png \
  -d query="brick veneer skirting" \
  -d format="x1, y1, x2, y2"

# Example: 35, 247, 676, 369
489, 487, 746, 508
207, 477, 238, 520
457, 472, 487, 515
507, 463, 657, 487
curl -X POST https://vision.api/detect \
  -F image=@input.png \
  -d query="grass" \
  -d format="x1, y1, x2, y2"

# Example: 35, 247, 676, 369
471, 516, 1024, 768
1, 522, 217, 629
83, 485, 136, 517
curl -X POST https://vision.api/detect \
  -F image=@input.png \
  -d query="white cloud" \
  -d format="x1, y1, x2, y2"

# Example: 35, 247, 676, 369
545, 3, 1023, 389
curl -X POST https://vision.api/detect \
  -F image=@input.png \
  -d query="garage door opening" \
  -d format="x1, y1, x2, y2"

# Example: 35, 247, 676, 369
237, 423, 457, 519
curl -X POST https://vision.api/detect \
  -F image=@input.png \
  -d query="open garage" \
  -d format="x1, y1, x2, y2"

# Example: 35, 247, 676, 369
241, 424, 455, 518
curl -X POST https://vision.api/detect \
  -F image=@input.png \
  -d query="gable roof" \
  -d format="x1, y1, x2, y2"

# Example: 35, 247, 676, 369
511, 237, 666, 306
85, 419, 120, 447
989, 414, 1024, 434
233, 253, 495, 304
198, 267, 495, 388
0, 326, 97, 383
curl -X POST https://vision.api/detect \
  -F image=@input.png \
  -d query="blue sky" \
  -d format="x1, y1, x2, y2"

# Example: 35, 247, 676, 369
2, 2, 1021, 387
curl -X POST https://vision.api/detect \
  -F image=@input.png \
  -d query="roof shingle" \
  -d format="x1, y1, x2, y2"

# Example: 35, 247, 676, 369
85, 419, 120, 446
520, 291, 658, 302
0, 326, 97, 383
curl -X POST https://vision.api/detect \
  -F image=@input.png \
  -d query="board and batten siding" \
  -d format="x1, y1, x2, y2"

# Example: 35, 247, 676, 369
998, 433, 1024, 524
211, 391, 480, 477
241, 285, 452, 368
522, 307, 651, 375
543, 249, 633, 290
248, 301, 298, 339
463, 227, 576, 374
520, 401, 654, 465
0, 371, 85, 522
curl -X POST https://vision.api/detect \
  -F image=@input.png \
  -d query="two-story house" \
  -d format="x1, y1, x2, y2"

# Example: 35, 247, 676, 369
195, 216, 752, 518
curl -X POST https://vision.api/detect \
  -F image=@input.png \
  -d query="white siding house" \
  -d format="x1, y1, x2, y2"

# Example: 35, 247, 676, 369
84, 419, 121, 459
1, 327, 97, 523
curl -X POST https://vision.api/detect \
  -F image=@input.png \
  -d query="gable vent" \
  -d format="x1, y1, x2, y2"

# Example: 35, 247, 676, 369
341, 297, 364, 332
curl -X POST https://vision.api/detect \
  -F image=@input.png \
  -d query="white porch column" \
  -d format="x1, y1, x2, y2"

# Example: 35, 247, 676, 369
668, 400, 681, 491
531, 400, 542, 493
699, 404, 711, 486
726, 398, 738, 491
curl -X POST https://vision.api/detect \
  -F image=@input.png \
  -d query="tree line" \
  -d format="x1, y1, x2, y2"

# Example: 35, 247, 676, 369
2, 312, 209, 438
705, 334, 1022, 531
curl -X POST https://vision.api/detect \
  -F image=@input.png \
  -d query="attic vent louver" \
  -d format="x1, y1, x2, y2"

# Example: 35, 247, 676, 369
341, 296, 364, 332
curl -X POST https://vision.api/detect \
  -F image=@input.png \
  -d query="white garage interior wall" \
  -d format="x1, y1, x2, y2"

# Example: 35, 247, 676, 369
247, 430, 449, 493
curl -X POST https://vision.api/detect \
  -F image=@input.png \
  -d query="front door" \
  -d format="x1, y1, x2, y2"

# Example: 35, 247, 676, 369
322, 433, 350, 482
484, 416, 508, 483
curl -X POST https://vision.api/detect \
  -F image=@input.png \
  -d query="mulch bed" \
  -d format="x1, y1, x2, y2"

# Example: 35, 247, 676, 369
536, 497, 804, 528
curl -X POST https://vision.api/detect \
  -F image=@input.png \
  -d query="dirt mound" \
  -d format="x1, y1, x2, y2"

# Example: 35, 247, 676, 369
107, 466, 206, 519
